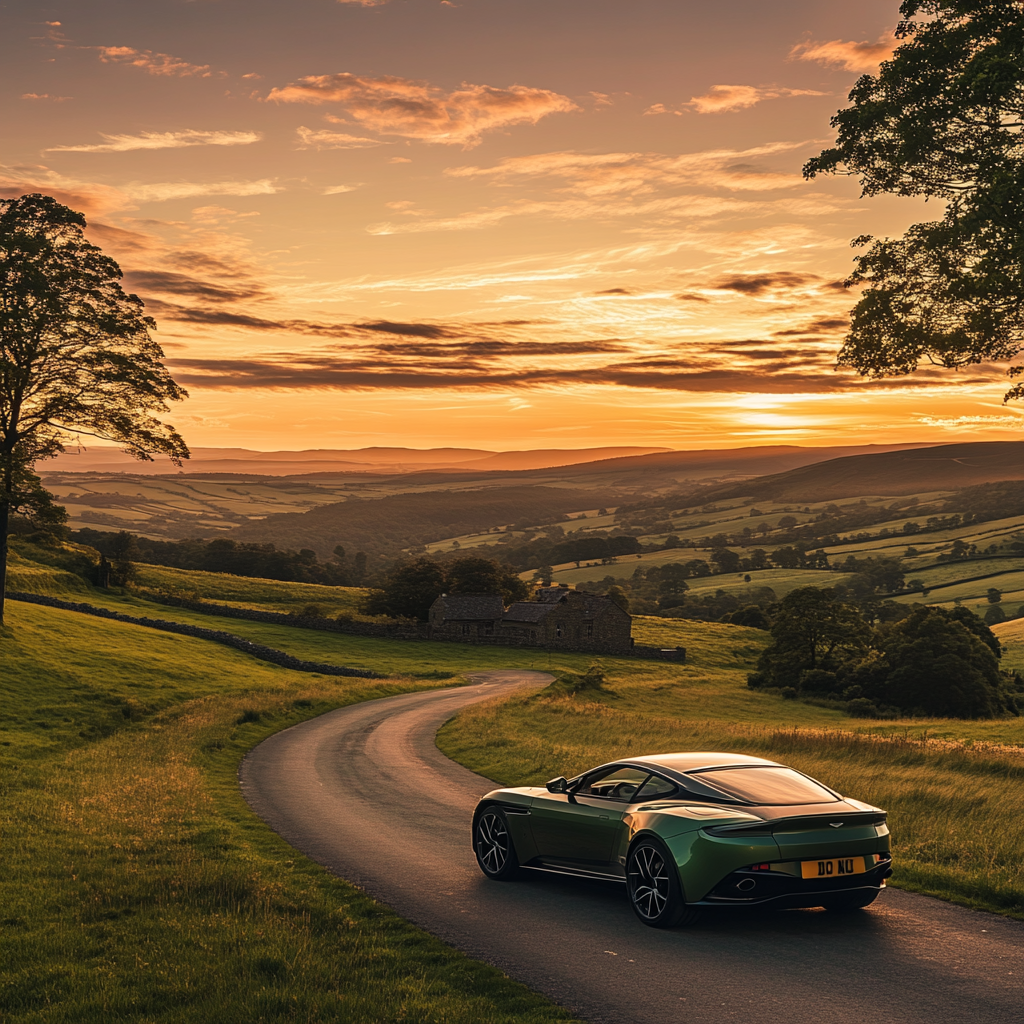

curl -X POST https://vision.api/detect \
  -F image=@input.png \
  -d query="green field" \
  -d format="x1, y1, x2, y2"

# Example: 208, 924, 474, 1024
438, 643, 1024, 920
1, 600, 577, 1024
132, 562, 371, 618
6, 549, 94, 597
6, 537, 1024, 1024
994, 618, 1024, 672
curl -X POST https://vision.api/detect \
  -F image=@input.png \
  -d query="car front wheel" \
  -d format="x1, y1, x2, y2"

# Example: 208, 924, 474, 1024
627, 838, 698, 928
474, 806, 520, 880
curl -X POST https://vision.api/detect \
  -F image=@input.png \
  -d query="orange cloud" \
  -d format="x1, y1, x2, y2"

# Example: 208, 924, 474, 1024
268, 73, 579, 146
0, 163, 128, 215
295, 126, 384, 149
47, 130, 262, 153
448, 142, 810, 195
790, 33, 896, 73
685, 84, 825, 114
94, 45, 223, 78
123, 180, 279, 203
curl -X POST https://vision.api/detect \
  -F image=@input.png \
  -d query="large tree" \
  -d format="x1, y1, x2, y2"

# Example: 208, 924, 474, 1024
804, 1, 1024, 400
0, 193, 189, 624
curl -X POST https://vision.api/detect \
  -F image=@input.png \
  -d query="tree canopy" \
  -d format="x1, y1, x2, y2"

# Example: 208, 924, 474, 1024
804, 1, 1024, 400
750, 589, 1022, 718
362, 556, 530, 621
0, 193, 189, 623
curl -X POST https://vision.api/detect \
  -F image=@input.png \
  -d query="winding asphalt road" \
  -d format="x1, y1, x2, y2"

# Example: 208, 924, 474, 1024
240, 670, 1023, 1024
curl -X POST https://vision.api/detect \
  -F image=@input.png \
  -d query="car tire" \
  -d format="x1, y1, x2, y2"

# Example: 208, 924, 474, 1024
822, 889, 880, 912
474, 806, 521, 880
627, 837, 699, 928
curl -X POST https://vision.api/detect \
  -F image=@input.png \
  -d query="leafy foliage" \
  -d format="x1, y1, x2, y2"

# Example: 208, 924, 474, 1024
362, 556, 530, 621
750, 587, 1023, 718
804, 2, 1024, 397
749, 588, 872, 690
0, 194, 188, 622
72, 529, 359, 586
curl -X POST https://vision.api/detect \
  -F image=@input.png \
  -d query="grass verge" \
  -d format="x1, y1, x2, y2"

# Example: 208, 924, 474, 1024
1, 601, 578, 1023
438, 644, 1024, 921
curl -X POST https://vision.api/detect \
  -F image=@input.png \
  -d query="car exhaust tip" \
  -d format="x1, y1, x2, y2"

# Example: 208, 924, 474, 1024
736, 878, 757, 891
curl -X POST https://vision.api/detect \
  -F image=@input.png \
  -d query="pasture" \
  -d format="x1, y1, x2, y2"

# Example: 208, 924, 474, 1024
439, 652, 1024, 920
7, 543, 1024, 936
0, 601, 576, 1024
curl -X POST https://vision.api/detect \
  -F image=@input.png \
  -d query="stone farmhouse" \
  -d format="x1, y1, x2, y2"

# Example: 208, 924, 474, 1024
428, 585, 633, 654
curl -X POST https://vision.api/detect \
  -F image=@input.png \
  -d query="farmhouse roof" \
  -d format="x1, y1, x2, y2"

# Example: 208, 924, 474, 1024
502, 602, 554, 623
432, 594, 505, 620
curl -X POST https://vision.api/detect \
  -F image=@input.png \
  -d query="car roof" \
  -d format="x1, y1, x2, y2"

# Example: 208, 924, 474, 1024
626, 752, 782, 774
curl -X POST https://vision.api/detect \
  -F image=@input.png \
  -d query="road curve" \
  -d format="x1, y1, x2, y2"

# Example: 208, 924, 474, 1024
240, 670, 1024, 1024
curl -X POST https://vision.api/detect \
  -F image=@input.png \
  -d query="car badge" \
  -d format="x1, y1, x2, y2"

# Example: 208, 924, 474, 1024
829, 822, 844, 828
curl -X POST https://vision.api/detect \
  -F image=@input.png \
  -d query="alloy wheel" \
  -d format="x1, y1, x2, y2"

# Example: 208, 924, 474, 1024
476, 810, 510, 875
629, 844, 669, 919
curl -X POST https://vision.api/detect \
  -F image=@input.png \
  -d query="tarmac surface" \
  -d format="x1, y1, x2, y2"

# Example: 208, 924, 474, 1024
240, 669, 1024, 1024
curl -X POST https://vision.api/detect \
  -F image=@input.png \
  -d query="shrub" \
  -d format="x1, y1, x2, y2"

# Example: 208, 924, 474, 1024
985, 605, 1007, 625
846, 697, 881, 718
729, 605, 770, 630
550, 666, 607, 696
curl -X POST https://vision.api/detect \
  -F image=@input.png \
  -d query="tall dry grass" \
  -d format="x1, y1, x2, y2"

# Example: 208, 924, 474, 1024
2, 603, 577, 1023
439, 691, 1024, 918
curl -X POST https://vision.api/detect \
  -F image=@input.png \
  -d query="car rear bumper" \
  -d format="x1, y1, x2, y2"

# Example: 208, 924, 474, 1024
694, 858, 892, 909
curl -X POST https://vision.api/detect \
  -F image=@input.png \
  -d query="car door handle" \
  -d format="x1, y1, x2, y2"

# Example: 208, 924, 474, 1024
600, 814, 609, 820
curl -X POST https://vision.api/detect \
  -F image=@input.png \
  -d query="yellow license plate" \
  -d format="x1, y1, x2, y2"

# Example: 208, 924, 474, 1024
801, 856, 868, 880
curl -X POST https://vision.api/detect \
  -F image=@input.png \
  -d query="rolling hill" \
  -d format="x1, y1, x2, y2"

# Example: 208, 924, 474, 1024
695, 441, 1024, 503
47, 444, 672, 477
226, 486, 614, 561
42, 441, 940, 540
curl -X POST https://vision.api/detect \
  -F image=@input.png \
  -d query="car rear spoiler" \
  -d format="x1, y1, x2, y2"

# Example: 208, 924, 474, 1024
703, 811, 887, 837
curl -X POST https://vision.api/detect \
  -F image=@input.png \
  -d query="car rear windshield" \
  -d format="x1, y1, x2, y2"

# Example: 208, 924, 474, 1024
692, 767, 838, 805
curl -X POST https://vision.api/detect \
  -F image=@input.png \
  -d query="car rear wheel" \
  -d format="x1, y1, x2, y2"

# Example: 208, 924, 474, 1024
627, 838, 698, 928
474, 806, 520, 880
822, 890, 880, 912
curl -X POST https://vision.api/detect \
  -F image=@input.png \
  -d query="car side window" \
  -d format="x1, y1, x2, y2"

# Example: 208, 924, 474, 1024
634, 773, 677, 801
577, 767, 650, 802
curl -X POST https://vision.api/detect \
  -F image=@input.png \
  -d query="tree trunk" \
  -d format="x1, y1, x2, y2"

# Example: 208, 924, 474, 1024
0, 499, 9, 628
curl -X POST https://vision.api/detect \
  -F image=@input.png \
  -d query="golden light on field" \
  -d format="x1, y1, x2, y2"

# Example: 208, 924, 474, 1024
2, 1, 1019, 451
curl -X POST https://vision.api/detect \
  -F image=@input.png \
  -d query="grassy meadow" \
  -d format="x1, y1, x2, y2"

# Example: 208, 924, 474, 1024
5, 536, 1024, 1024
439, 616, 1024, 921
132, 562, 370, 618
0, 600, 577, 1024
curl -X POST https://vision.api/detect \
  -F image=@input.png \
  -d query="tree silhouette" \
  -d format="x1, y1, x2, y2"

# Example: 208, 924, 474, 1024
0, 194, 189, 625
805, 2, 1024, 401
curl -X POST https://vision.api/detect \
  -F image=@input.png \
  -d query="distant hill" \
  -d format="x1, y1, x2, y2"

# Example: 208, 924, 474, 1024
306, 442, 940, 496
534, 442, 937, 489
47, 444, 672, 477
698, 441, 1024, 503
227, 486, 615, 561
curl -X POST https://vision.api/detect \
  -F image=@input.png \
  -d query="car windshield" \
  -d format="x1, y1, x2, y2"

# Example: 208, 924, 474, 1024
692, 767, 838, 805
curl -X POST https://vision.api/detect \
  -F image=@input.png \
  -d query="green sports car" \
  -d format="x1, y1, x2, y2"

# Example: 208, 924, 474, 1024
472, 752, 892, 927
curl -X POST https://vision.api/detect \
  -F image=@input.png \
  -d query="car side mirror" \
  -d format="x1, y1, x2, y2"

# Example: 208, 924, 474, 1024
546, 776, 568, 794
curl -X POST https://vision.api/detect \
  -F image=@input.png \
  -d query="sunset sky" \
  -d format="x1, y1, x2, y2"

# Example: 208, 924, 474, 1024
3, 0, 1021, 454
